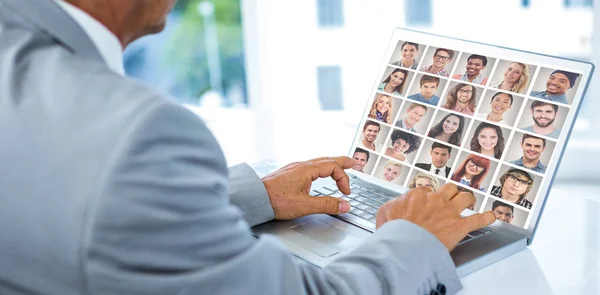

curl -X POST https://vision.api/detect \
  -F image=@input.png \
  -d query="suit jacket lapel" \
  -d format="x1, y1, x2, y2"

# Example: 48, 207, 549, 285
1, 0, 103, 62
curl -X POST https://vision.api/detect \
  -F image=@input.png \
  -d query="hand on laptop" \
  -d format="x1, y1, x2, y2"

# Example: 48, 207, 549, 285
261, 156, 354, 219
376, 183, 496, 251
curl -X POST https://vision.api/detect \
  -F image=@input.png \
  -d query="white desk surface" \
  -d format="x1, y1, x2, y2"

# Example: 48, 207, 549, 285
460, 183, 600, 295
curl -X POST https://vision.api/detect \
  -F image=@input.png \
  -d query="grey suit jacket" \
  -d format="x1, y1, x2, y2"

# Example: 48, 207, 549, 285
0, 0, 462, 294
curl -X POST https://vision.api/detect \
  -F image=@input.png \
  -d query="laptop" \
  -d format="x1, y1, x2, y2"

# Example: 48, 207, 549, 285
251, 28, 594, 276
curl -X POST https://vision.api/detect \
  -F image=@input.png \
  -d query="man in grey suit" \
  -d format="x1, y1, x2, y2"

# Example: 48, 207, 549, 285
0, 0, 495, 294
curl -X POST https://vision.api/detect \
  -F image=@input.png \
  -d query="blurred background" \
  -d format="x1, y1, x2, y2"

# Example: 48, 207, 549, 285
123, 0, 598, 180
121, 2, 598, 293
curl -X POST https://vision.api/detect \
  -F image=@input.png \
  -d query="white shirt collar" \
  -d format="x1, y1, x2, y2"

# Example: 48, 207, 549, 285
53, 0, 125, 76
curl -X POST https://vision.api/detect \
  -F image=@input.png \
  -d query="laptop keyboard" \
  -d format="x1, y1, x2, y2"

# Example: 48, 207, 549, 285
310, 179, 397, 224
310, 178, 492, 245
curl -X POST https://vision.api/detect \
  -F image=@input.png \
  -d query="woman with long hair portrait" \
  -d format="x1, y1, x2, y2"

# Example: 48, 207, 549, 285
377, 68, 408, 96
408, 172, 440, 191
427, 113, 465, 146
368, 93, 393, 124
489, 62, 530, 94
451, 154, 491, 192
469, 122, 505, 159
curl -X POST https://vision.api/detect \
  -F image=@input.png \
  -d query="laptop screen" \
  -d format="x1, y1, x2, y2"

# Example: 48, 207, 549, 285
350, 28, 593, 237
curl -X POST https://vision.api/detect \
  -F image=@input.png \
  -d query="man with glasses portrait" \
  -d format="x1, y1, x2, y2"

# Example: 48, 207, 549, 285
492, 200, 514, 224
490, 168, 534, 209
419, 48, 454, 77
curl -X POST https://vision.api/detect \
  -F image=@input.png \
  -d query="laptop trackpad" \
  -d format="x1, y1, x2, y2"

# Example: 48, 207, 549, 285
279, 219, 362, 258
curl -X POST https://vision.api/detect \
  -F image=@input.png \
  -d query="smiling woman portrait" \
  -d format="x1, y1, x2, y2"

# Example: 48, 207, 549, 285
427, 113, 465, 146
385, 129, 422, 163
380, 161, 404, 182
378, 68, 409, 96
469, 122, 505, 159
489, 62, 531, 94
451, 154, 491, 192
368, 93, 394, 124
475, 92, 513, 126
408, 172, 440, 191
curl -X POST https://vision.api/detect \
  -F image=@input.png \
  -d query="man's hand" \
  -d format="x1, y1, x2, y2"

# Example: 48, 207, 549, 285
261, 157, 355, 220
376, 183, 496, 251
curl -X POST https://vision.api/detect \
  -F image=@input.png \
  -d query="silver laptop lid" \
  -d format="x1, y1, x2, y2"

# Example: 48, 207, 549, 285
348, 28, 594, 241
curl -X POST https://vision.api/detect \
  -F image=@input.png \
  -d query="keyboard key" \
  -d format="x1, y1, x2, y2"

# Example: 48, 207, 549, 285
358, 212, 373, 219
341, 197, 352, 202
354, 197, 367, 202
364, 207, 377, 214
331, 192, 344, 198
351, 187, 364, 194
356, 204, 370, 211
312, 188, 330, 195
372, 188, 393, 196
375, 196, 389, 203
359, 191, 378, 199
478, 227, 493, 233
350, 208, 363, 216
368, 217, 377, 223
310, 190, 322, 196
459, 235, 472, 244
347, 193, 361, 199
469, 230, 485, 237
324, 184, 339, 192
350, 200, 360, 207
363, 200, 380, 208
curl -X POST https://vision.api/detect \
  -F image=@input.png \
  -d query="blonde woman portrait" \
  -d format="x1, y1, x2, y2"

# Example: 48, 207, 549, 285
368, 93, 394, 124
380, 161, 403, 182
408, 172, 440, 191
489, 62, 531, 94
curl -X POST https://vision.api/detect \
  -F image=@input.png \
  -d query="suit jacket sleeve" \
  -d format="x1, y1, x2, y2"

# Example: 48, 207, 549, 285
228, 163, 275, 227
83, 101, 462, 295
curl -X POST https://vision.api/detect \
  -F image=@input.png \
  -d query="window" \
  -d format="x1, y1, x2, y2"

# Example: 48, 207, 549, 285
522, 0, 530, 7
123, 0, 247, 107
317, 66, 343, 110
565, 0, 593, 7
405, 0, 432, 26
317, 0, 344, 27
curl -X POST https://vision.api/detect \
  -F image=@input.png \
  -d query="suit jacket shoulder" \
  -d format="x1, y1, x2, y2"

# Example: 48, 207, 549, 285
415, 163, 431, 171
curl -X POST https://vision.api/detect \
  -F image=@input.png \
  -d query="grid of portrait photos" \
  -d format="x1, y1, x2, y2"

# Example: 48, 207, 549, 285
351, 40, 583, 230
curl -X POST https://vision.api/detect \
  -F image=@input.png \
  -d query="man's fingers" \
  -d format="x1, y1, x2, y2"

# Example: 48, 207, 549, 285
331, 156, 357, 170
449, 192, 476, 213
307, 156, 356, 170
329, 157, 355, 194
463, 211, 496, 233
306, 160, 352, 195
303, 195, 350, 216
437, 183, 459, 201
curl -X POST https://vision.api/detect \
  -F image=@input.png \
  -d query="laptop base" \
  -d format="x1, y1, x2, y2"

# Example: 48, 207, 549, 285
252, 215, 527, 275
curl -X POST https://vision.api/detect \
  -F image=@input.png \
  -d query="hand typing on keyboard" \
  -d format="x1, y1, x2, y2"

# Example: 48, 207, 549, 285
376, 184, 496, 251
261, 156, 355, 219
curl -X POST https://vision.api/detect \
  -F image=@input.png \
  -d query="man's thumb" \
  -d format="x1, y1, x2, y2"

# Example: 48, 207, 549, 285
305, 196, 351, 215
